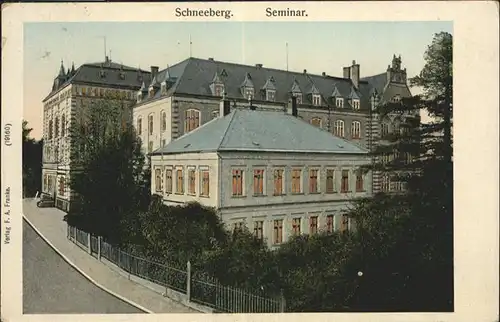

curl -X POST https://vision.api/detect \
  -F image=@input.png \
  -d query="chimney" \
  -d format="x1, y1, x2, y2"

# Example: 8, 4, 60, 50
343, 66, 351, 79
219, 95, 231, 117
303, 69, 307, 74
255, 63, 263, 69
208, 57, 214, 61
150, 66, 159, 79
322, 72, 326, 76
287, 96, 298, 117
351, 60, 360, 89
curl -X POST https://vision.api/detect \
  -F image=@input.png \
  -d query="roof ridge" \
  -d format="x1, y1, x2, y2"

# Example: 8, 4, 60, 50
217, 109, 238, 150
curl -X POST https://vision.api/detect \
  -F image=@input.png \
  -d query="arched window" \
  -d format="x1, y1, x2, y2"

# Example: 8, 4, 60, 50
184, 109, 200, 133
61, 115, 66, 137
155, 168, 162, 192
334, 120, 344, 137
148, 114, 154, 135
351, 121, 361, 139
310, 117, 322, 128
58, 177, 66, 195
54, 117, 59, 138
381, 123, 389, 137
136, 117, 143, 135
161, 110, 167, 132
48, 120, 53, 140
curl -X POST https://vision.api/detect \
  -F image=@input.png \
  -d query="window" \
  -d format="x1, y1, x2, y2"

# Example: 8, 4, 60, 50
336, 97, 344, 108
356, 171, 364, 192
392, 95, 401, 103
292, 218, 301, 236
266, 90, 276, 101
341, 170, 349, 193
310, 118, 322, 128
61, 115, 66, 137
351, 121, 361, 139
185, 109, 200, 133
48, 120, 53, 140
393, 123, 400, 135
253, 169, 264, 196
293, 93, 303, 104
200, 170, 210, 197
148, 114, 154, 135
334, 120, 345, 137
54, 117, 59, 138
394, 181, 404, 191
215, 84, 224, 97
273, 219, 283, 244
165, 169, 173, 193
161, 111, 167, 132
309, 216, 318, 235
232, 169, 244, 196
245, 88, 254, 100
233, 221, 245, 233
291, 169, 302, 194
99, 88, 104, 97
381, 123, 389, 137
312, 94, 321, 106
148, 141, 153, 153
381, 175, 391, 192
352, 99, 360, 110
326, 215, 334, 233
326, 169, 335, 193
81, 87, 87, 95
273, 169, 284, 195
176, 168, 184, 194
309, 169, 319, 193
136, 117, 142, 135
188, 168, 196, 195
254, 221, 264, 240
340, 214, 349, 232
58, 177, 65, 195
155, 169, 162, 192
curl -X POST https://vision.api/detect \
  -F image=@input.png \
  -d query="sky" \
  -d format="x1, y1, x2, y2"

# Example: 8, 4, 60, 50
24, 21, 453, 139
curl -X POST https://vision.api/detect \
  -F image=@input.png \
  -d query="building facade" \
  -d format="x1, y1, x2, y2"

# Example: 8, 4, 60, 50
134, 55, 416, 194
41, 57, 151, 211
150, 99, 372, 247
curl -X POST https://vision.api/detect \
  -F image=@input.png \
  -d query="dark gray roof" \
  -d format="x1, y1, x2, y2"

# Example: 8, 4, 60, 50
152, 108, 369, 156
43, 60, 151, 102
361, 72, 412, 103
138, 57, 371, 109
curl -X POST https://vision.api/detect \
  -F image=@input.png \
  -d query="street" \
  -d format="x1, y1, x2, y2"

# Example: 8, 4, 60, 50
23, 220, 145, 314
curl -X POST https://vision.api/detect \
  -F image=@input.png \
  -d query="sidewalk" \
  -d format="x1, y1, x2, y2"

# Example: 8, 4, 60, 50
22, 199, 198, 314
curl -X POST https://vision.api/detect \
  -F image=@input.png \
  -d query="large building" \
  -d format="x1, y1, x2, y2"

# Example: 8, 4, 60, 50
133, 54, 417, 194
150, 98, 371, 247
41, 57, 151, 211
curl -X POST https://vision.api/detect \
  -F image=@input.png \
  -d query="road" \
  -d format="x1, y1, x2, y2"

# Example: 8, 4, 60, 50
23, 220, 145, 314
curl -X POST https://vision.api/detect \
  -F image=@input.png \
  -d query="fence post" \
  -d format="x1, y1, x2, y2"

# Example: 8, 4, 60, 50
87, 232, 92, 254
280, 289, 286, 313
97, 236, 101, 260
186, 261, 192, 302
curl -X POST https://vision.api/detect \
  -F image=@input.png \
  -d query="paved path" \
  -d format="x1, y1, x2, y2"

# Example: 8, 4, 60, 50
23, 221, 144, 314
22, 199, 197, 314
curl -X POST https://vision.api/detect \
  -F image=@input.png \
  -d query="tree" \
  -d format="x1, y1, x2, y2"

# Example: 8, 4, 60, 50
68, 99, 148, 244
348, 32, 454, 311
22, 120, 43, 197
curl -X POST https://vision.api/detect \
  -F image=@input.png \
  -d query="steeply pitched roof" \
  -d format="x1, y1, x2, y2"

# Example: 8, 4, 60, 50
138, 57, 369, 109
152, 109, 368, 156
43, 60, 151, 102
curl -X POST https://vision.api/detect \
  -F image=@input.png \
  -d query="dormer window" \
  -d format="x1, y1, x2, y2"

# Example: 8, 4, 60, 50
392, 95, 401, 103
245, 88, 254, 100
99, 70, 106, 78
266, 90, 276, 102
352, 99, 360, 110
312, 94, 321, 106
293, 92, 302, 104
215, 84, 225, 97
336, 97, 344, 108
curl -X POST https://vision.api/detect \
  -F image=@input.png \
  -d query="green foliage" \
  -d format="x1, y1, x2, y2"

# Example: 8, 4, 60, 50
68, 99, 149, 244
22, 120, 43, 197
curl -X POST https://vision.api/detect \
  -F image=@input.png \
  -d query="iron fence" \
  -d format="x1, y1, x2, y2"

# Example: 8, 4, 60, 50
75, 227, 88, 250
191, 271, 283, 313
66, 223, 285, 313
